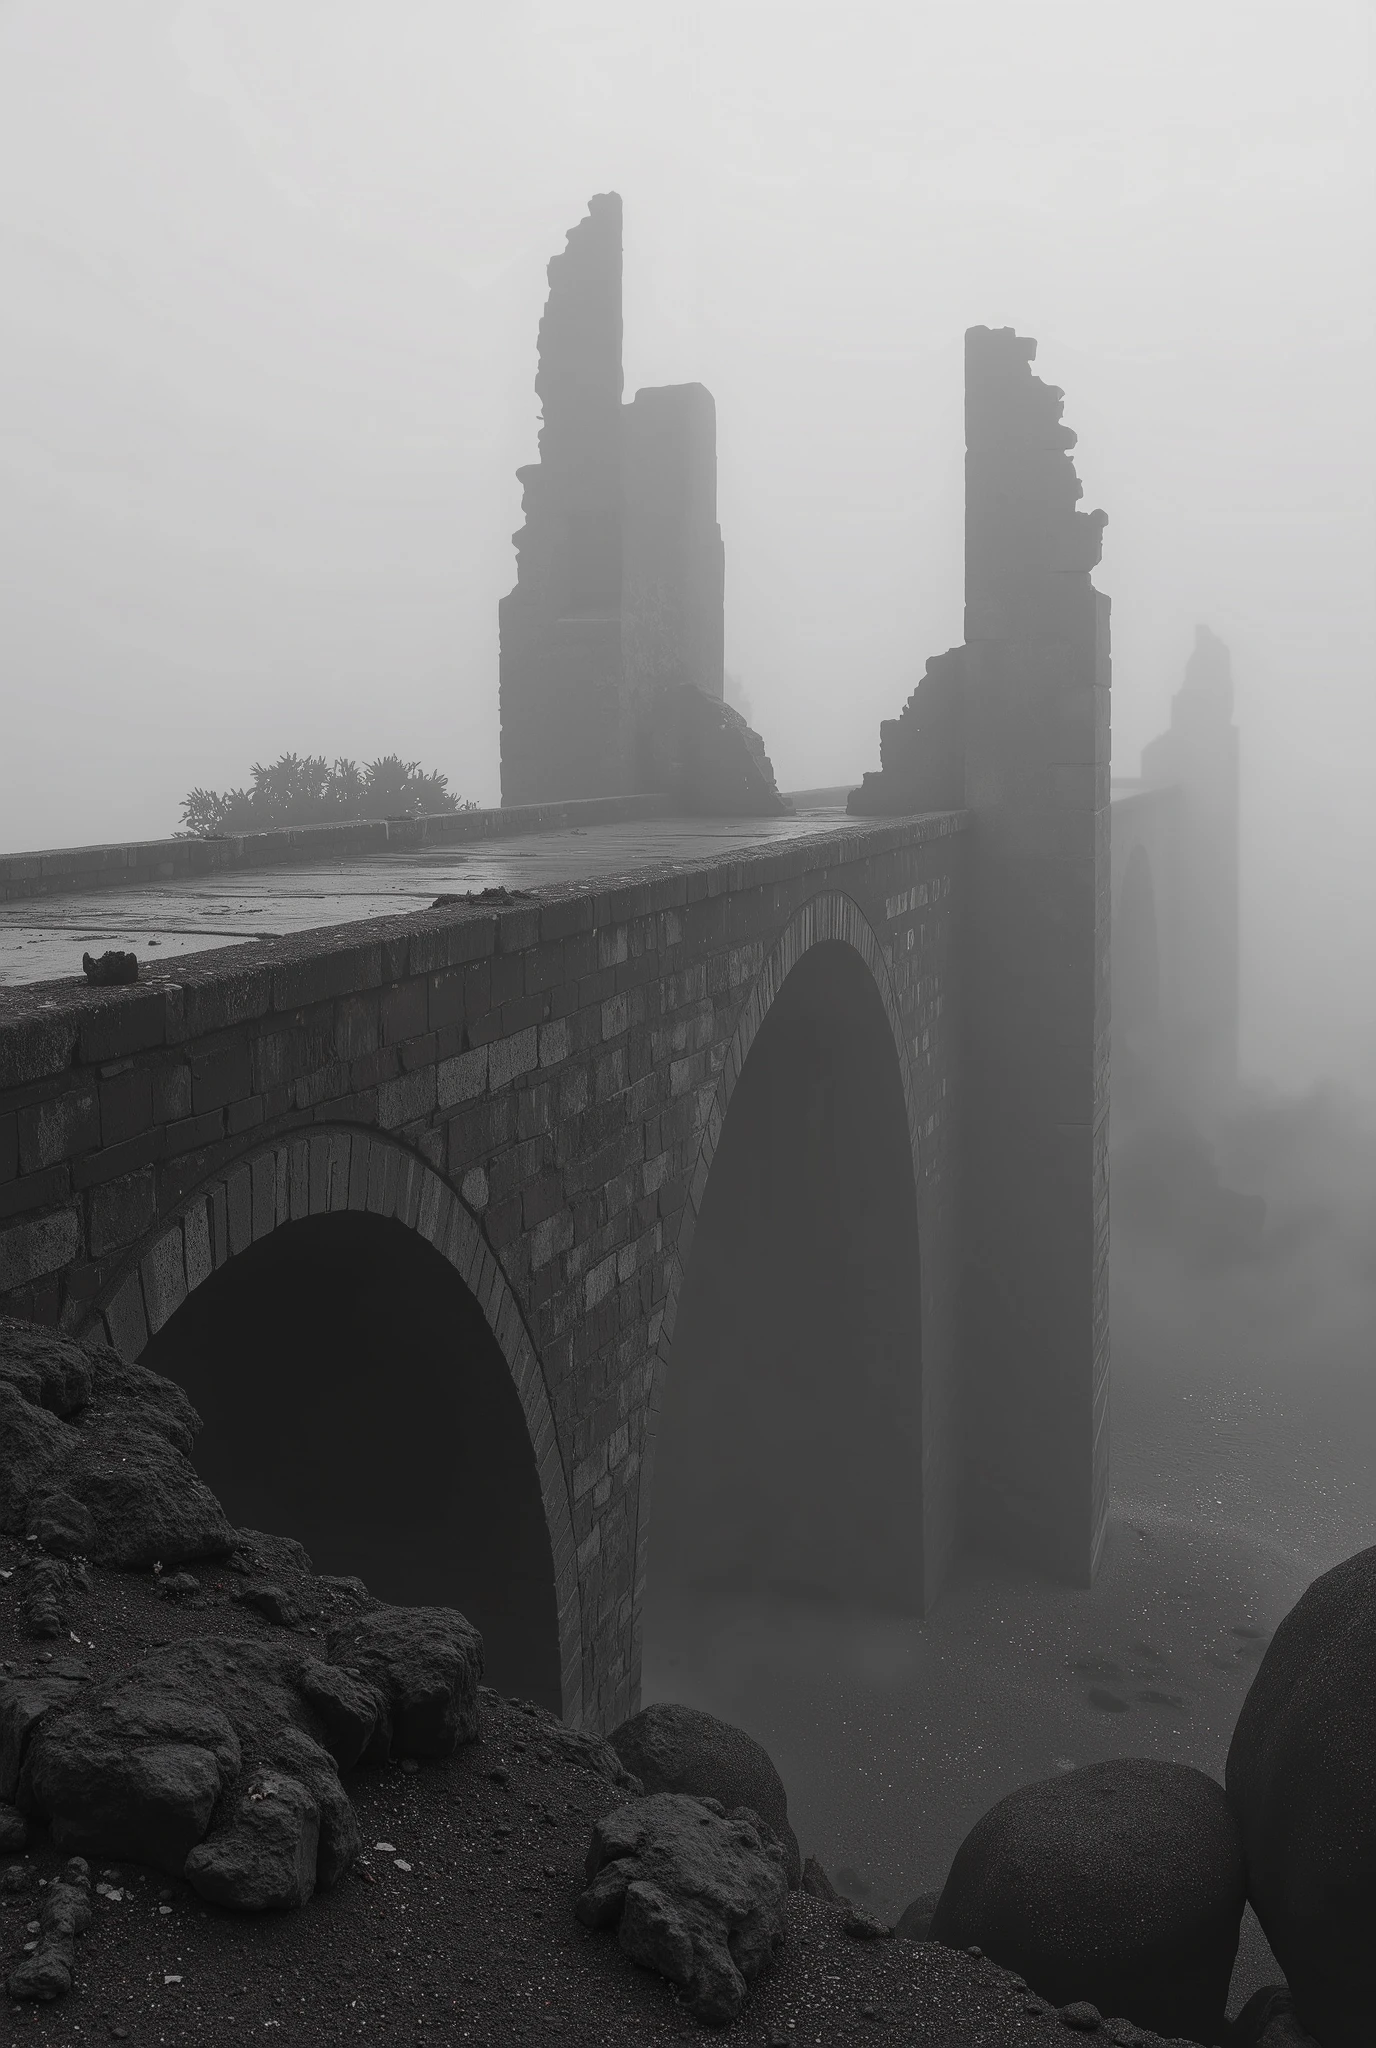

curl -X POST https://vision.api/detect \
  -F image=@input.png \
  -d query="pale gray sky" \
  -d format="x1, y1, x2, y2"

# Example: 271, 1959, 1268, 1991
1, 0, 1372, 1084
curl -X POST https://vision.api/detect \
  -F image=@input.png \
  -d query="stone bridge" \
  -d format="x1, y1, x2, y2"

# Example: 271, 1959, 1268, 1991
1, 814, 982, 1733
0, 248, 1241, 1736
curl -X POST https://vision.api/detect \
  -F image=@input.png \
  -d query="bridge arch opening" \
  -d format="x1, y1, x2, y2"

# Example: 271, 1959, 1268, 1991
142, 1206, 562, 1710
647, 934, 923, 1630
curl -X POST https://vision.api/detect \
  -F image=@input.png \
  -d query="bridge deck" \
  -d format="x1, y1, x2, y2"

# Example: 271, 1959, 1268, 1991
0, 804, 850, 990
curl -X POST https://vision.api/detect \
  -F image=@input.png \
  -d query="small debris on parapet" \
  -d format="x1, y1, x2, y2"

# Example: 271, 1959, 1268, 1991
81, 949, 138, 984
432, 886, 534, 907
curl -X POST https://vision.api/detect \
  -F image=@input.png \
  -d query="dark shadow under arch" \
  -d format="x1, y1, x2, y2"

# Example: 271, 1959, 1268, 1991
647, 937, 924, 1619
144, 1208, 561, 1710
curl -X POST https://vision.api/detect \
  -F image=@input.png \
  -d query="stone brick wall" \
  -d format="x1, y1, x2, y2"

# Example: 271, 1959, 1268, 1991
0, 813, 965, 1732
847, 324, 1112, 1588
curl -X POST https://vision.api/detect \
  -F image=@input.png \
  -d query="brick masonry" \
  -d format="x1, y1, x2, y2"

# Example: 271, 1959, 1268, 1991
0, 813, 965, 1733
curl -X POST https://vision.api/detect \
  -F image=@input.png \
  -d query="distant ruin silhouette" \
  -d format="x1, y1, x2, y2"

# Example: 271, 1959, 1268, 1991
499, 193, 787, 816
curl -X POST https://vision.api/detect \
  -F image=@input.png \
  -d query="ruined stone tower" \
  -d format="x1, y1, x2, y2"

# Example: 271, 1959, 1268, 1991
851, 326, 1112, 1585
499, 195, 627, 804
499, 195, 786, 814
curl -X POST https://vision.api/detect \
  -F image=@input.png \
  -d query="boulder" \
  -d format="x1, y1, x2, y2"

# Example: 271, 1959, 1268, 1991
894, 1887, 940, 1942
6, 1855, 91, 2001
577, 1793, 788, 2023
12, 1605, 484, 1914
608, 1702, 802, 1887
930, 1758, 1245, 2043
184, 1768, 321, 1911
15, 1636, 364, 1900
0, 1670, 87, 1802
1229, 1987, 1321, 2048
326, 1605, 483, 1758
0, 1320, 232, 1570
1225, 1543, 1376, 2048
801, 1854, 845, 1902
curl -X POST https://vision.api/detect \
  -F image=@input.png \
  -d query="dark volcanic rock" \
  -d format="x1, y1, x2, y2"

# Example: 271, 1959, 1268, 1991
930, 1757, 1245, 2043
483, 1688, 641, 1790
0, 1799, 29, 1852
1229, 1986, 1321, 2048
608, 1701, 802, 1888
234, 1580, 301, 1628
577, 1792, 788, 2024
0, 1319, 232, 1571
232, 1529, 315, 1578
184, 1767, 322, 1911
16, 1636, 365, 1900
0, 1670, 87, 1802
19, 1553, 71, 1638
28, 1489, 97, 1558
894, 1887, 940, 1942
801, 1853, 845, 1902
0, 1320, 97, 1415
1225, 1543, 1376, 2048
82, 949, 137, 984
6, 1853, 91, 2001
326, 1605, 483, 1758
14, 1607, 486, 1916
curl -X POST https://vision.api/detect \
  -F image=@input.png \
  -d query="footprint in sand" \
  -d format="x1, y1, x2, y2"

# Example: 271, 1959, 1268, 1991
1085, 1686, 1131, 1714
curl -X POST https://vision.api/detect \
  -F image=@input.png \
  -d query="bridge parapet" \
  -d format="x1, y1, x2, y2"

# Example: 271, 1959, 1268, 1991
0, 812, 964, 1731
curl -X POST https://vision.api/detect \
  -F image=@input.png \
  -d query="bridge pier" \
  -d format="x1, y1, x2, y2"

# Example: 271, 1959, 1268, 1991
851, 326, 1113, 1586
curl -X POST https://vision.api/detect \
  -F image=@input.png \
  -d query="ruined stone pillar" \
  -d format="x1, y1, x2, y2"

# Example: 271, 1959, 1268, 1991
621, 382, 725, 712
499, 193, 627, 806
498, 197, 786, 816
960, 326, 1111, 1584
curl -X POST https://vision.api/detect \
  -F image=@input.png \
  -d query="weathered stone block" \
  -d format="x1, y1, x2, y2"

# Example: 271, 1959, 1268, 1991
89, 1168, 157, 1257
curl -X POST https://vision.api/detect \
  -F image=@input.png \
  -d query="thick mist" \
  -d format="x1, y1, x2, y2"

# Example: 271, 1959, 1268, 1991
1, 0, 1372, 1085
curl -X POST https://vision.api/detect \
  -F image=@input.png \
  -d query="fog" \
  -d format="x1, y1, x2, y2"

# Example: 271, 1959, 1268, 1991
1, 0, 1372, 1084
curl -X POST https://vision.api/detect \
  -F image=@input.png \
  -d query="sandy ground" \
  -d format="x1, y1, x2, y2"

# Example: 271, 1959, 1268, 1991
0, 1544, 1143, 2048
642, 1088, 1376, 2019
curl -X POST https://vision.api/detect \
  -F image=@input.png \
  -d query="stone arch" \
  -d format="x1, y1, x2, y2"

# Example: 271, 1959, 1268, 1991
632, 890, 923, 1684
86, 1125, 584, 1727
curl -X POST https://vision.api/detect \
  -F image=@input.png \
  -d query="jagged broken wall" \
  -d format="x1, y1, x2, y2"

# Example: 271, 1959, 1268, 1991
499, 195, 627, 806
850, 326, 1111, 1586
500, 197, 785, 815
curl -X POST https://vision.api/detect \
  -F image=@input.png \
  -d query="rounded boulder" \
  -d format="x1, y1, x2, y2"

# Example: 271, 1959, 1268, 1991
608, 1703, 801, 1888
930, 1757, 1245, 2043
1225, 1543, 1376, 2048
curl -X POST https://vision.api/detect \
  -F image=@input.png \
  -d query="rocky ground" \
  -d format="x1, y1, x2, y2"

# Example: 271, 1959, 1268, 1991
0, 1533, 1188, 2048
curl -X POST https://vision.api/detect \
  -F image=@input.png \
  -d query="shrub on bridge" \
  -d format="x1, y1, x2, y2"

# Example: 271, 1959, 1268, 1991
178, 753, 476, 837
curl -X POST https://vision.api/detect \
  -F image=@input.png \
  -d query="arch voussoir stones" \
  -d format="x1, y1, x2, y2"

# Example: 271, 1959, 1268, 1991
87, 1126, 584, 1728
